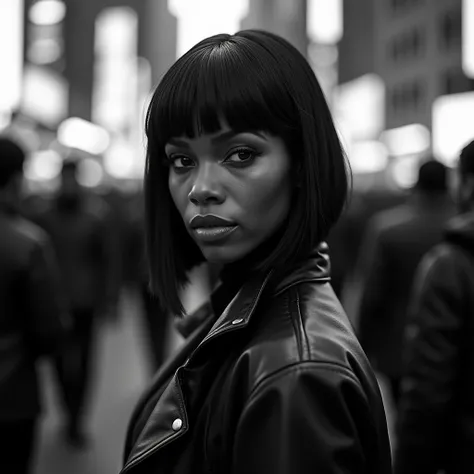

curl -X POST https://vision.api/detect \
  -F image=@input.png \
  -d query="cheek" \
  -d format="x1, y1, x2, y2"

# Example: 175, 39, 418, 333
243, 166, 292, 226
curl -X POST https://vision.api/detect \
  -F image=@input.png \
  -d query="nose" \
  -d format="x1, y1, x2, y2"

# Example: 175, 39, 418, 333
188, 163, 225, 206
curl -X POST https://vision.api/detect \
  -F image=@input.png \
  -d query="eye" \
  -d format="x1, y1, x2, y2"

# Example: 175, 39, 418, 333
169, 155, 195, 171
225, 147, 258, 165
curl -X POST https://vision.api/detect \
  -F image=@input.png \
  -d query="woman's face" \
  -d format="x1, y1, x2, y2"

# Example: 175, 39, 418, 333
166, 124, 292, 265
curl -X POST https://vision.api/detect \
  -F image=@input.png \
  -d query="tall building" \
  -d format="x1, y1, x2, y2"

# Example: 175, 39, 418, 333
339, 0, 473, 131
242, 0, 308, 57
338, 0, 375, 84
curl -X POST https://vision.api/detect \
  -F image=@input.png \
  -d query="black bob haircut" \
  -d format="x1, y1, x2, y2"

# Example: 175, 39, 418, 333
144, 29, 350, 315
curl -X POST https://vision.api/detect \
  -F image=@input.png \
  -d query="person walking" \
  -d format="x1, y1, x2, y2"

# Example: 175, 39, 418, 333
394, 140, 474, 474
35, 159, 117, 448
0, 137, 69, 473
356, 159, 455, 407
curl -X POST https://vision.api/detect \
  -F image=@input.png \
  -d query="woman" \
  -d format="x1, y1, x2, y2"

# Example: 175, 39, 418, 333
121, 30, 392, 474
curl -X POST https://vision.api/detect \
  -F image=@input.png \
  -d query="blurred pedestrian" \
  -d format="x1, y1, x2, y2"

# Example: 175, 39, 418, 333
394, 140, 474, 474
356, 158, 455, 408
121, 30, 392, 474
35, 159, 117, 448
0, 137, 69, 473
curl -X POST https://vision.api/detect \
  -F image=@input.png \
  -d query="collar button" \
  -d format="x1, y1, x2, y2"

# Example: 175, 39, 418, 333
172, 418, 183, 431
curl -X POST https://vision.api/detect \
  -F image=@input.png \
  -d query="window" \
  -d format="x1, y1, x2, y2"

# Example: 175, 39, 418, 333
391, 0, 424, 14
439, 8, 462, 51
390, 79, 425, 114
389, 28, 425, 63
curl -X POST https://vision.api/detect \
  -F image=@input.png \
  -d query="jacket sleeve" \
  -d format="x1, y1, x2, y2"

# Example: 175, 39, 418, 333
394, 247, 466, 474
232, 363, 388, 474
23, 236, 70, 357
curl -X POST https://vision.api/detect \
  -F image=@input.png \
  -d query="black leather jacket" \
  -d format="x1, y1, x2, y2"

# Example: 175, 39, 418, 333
122, 246, 392, 474
395, 213, 474, 474
0, 203, 68, 420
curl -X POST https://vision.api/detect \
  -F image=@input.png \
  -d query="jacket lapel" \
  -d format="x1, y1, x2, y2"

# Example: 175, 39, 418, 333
121, 270, 273, 473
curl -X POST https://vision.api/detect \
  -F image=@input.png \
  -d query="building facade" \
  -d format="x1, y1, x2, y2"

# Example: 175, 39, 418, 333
339, 0, 473, 131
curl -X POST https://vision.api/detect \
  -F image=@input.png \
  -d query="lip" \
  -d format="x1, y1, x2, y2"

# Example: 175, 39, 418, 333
189, 214, 236, 229
189, 214, 238, 243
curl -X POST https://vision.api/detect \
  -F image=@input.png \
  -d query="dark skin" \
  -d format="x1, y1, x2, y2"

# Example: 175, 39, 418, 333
166, 122, 293, 266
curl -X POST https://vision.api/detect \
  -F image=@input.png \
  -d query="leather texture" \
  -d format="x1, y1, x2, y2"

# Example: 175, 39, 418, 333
394, 213, 474, 474
122, 245, 392, 474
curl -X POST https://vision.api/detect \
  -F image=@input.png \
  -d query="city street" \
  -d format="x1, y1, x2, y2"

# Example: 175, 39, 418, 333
33, 291, 158, 474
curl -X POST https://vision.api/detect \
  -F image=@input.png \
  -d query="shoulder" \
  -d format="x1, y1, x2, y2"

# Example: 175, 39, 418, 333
0, 214, 51, 265
417, 242, 471, 281
242, 280, 378, 400
9, 214, 49, 248
413, 242, 473, 301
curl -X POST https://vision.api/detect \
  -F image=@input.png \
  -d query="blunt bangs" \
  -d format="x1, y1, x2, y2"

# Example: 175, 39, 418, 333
148, 35, 299, 149
145, 30, 350, 316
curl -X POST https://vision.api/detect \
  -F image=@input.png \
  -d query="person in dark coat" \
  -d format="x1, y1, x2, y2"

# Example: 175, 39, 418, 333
394, 139, 474, 474
121, 30, 392, 474
0, 137, 69, 473
35, 159, 117, 448
356, 159, 455, 407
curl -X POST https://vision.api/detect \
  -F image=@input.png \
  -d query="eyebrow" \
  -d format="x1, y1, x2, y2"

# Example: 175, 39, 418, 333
166, 130, 266, 148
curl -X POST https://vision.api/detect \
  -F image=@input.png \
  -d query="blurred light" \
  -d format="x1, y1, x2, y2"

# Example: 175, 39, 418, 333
58, 118, 110, 155
28, 38, 62, 64
391, 156, 420, 189
349, 140, 389, 174
335, 118, 353, 157
77, 158, 104, 188
95, 7, 137, 57
24, 149, 62, 182
29, 0, 66, 26
93, 7, 138, 133
0, 0, 23, 112
0, 112, 12, 131
169, 0, 249, 57
307, 0, 343, 45
21, 64, 68, 127
334, 74, 385, 141
103, 138, 135, 179
308, 43, 338, 67
380, 123, 430, 157
132, 57, 152, 178
463, 0, 474, 78
432, 92, 474, 167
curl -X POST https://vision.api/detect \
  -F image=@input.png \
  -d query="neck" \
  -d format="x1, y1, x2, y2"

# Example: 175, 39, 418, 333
219, 224, 285, 284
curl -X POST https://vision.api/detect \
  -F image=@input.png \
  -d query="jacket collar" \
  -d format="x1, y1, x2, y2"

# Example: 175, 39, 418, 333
121, 243, 331, 472
273, 242, 331, 296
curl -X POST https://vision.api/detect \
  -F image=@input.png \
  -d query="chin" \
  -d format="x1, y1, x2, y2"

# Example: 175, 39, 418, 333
200, 245, 247, 265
